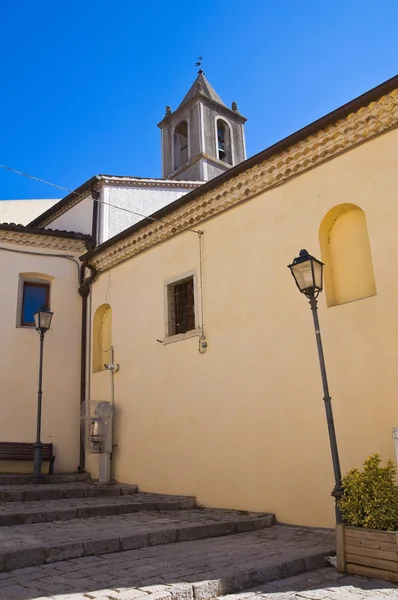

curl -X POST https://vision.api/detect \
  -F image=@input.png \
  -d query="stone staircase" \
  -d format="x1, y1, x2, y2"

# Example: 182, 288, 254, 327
0, 475, 335, 600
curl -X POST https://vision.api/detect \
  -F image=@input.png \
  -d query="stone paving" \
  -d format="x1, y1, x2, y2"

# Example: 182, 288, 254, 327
0, 474, 90, 486
0, 483, 139, 502
0, 493, 197, 525
0, 508, 276, 570
221, 566, 398, 599
0, 526, 335, 600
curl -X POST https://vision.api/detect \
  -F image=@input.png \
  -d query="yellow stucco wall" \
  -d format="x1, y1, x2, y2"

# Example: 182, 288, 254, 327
0, 246, 82, 473
89, 128, 398, 527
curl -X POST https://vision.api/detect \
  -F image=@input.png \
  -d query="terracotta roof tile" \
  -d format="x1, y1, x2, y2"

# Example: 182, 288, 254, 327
0, 222, 92, 240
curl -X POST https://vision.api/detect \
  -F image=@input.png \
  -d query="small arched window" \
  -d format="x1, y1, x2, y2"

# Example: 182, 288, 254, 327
319, 204, 376, 307
92, 304, 112, 373
216, 119, 232, 165
174, 121, 189, 170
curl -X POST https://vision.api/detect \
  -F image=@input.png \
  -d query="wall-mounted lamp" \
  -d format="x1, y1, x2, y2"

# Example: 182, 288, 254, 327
104, 363, 120, 372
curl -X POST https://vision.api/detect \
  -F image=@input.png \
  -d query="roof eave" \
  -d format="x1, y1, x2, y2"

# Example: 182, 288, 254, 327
0, 222, 92, 241
85, 73, 398, 262
28, 175, 102, 228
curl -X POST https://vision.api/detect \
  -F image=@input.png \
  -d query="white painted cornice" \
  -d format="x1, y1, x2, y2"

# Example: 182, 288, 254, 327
0, 230, 89, 253
36, 177, 202, 228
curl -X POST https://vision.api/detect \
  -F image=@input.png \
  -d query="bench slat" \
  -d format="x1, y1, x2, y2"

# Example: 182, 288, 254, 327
0, 442, 55, 474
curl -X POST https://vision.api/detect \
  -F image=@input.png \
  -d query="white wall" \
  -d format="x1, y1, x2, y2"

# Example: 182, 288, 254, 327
0, 242, 82, 473
0, 200, 59, 226
104, 186, 197, 241
46, 196, 94, 235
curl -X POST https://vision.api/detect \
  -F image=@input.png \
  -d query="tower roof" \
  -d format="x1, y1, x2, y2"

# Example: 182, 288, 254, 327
178, 72, 226, 109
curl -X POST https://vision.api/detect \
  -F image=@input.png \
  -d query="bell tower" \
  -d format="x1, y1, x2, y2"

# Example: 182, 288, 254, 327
158, 71, 247, 182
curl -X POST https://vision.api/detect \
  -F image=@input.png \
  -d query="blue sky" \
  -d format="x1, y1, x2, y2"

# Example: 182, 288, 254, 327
1, 0, 397, 200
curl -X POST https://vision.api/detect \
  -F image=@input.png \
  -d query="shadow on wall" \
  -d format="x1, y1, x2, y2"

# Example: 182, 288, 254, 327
319, 203, 376, 307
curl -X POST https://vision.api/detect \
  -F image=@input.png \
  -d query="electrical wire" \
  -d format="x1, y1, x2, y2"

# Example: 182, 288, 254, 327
0, 246, 81, 282
198, 232, 207, 354
0, 163, 203, 234
0, 163, 208, 351
198, 232, 205, 335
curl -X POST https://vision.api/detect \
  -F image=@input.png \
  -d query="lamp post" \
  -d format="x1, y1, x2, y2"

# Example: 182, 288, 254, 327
33, 307, 53, 477
288, 249, 343, 522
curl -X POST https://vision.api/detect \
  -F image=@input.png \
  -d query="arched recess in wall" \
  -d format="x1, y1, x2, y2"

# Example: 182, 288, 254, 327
92, 304, 112, 373
173, 121, 189, 170
319, 203, 376, 307
216, 118, 232, 165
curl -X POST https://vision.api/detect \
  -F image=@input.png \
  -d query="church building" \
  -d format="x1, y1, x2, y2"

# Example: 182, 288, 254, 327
1, 72, 398, 529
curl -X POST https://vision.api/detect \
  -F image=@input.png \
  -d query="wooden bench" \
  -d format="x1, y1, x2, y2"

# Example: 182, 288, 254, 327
0, 442, 55, 474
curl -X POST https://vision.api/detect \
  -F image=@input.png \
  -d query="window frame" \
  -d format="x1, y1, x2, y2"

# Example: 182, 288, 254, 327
20, 281, 51, 328
163, 270, 201, 344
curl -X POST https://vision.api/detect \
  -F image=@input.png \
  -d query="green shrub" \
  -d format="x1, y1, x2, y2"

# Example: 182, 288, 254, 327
339, 454, 398, 531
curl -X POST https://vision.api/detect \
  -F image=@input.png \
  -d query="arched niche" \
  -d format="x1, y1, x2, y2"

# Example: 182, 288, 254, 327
92, 304, 112, 373
319, 203, 376, 307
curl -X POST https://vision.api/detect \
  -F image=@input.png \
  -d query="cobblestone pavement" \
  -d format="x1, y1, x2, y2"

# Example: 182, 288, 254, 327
0, 483, 138, 502
222, 566, 398, 599
0, 474, 89, 486
0, 494, 196, 525
0, 526, 334, 599
0, 494, 194, 515
0, 509, 272, 552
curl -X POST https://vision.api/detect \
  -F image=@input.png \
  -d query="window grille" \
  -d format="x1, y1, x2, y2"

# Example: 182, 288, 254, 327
168, 276, 195, 336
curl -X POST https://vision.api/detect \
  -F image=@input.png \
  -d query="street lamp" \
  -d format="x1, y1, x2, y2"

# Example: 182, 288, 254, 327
33, 306, 53, 477
288, 249, 343, 522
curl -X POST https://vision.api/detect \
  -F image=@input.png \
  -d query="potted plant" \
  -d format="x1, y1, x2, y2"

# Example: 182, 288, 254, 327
336, 454, 398, 582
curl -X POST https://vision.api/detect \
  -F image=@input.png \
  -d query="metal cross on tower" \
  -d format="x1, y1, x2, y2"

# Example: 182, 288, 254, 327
195, 56, 204, 73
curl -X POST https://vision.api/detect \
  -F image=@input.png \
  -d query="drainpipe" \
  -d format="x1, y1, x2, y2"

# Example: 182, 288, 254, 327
78, 260, 98, 472
110, 346, 116, 481
392, 428, 398, 468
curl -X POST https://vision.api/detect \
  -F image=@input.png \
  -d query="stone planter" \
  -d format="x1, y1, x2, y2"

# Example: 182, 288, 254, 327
336, 523, 398, 583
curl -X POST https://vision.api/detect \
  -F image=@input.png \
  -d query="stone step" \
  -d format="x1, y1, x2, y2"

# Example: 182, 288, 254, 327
0, 525, 335, 600
0, 481, 138, 502
0, 492, 197, 526
0, 509, 276, 571
0, 472, 90, 486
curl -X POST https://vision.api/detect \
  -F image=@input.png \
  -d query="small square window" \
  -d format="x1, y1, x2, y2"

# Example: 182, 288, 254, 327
21, 282, 50, 327
167, 276, 195, 336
